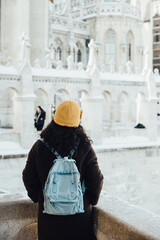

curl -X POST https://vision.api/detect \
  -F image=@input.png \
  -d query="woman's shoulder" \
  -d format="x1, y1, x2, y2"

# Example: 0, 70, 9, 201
40, 111, 45, 115
78, 139, 93, 156
29, 139, 46, 154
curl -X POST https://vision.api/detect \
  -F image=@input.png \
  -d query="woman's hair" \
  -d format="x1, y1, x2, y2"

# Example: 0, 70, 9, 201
35, 106, 45, 117
40, 121, 92, 157
38, 106, 45, 112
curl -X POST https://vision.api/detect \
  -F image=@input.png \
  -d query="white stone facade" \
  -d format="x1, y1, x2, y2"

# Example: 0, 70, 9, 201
0, 0, 158, 148
0, 0, 149, 71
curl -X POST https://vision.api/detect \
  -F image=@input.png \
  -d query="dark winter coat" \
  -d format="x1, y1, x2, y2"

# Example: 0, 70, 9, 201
34, 111, 46, 131
22, 139, 103, 240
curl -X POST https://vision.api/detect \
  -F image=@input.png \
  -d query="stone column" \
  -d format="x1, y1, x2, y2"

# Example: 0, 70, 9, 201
19, 95, 36, 148
81, 97, 104, 145
13, 97, 21, 132
146, 69, 158, 141
146, 98, 158, 141
119, 102, 130, 127
0, 96, 2, 129
136, 98, 147, 126
81, 39, 104, 145
142, 48, 149, 76
19, 62, 36, 148
4, 0, 30, 65
131, 100, 137, 126
30, 0, 49, 67
110, 101, 117, 128
48, 94, 54, 123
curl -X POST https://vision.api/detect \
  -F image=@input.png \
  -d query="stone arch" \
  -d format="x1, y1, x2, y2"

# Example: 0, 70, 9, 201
78, 90, 89, 107
136, 92, 146, 126
54, 89, 69, 108
49, 38, 63, 66
34, 88, 49, 125
34, 88, 48, 110
105, 29, 117, 72
0, 87, 19, 128
103, 91, 112, 127
67, 47, 77, 63
126, 31, 134, 64
136, 92, 145, 101
117, 91, 130, 127
68, 40, 78, 63
129, 92, 138, 125
76, 41, 84, 63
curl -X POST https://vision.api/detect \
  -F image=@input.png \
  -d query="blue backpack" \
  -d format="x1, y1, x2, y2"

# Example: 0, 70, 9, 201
40, 137, 84, 215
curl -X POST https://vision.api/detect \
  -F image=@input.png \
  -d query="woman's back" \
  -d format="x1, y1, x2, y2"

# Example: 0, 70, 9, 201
23, 100, 103, 240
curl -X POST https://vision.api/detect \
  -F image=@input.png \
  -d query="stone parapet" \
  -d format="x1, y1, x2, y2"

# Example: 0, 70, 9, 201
0, 200, 38, 240
96, 194, 160, 240
0, 154, 27, 160
1, 195, 160, 240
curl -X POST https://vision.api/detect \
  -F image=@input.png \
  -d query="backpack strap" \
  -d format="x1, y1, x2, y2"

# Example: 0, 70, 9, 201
68, 137, 80, 159
39, 138, 61, 159
40, 137, 80, 159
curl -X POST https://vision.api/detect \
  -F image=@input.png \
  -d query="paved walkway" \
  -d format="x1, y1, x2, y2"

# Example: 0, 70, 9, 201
0, 141, 29, 156
1, 135, 160, 156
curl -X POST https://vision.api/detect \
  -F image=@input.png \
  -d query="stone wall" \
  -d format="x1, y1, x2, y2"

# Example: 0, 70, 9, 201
0, 200, 37, 240
1, 195, 160, 240
96, 194, 160, 240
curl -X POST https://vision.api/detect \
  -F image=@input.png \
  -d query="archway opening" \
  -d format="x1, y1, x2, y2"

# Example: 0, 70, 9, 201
117, 91, 130, 127
0, 88, 19, 129
103, 91, 112, 127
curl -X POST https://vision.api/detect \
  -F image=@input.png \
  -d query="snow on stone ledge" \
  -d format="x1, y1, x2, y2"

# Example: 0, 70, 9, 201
94, 135, 158, 151
32, 67, 88, 79
100, 71, 144, 82
0, 65, 19, 75
0, 141, 29, 156
96, 192, 160, 239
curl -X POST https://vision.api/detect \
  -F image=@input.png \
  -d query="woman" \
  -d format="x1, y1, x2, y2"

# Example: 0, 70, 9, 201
34, 106, 46, 131
23, 100, 103, 240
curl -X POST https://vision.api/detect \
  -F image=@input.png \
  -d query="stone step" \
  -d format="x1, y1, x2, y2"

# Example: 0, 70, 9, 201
103, 127, 147, 138
0, 129, 20, 142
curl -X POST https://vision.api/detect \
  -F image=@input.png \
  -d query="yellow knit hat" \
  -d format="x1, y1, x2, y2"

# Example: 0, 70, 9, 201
54, 100, 83, 127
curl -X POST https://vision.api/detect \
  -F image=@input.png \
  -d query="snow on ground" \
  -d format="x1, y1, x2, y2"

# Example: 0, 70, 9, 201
0, 156, 28, 202
1, 135, 160, 156
0, 135, 160, 209
0, 141, 29, 155
94, 136, 160, 150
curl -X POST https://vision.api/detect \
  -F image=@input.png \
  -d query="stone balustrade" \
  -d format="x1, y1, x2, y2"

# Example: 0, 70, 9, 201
0, 63, 160, 148
0, 200, 38, 240
96, 194, 160, 240
50, 15, 89, 35
0, 194, 160, 240
70, 1, 140, 20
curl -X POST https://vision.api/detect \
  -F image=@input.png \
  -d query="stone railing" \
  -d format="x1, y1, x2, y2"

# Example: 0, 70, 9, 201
0, 200, 38, 240
50, 15, 89, 35
71, 2, 140, 20
50, 1, 140, 20
96, 194, 160, 240
0, 65, 20, 82
1, 194, 160, 240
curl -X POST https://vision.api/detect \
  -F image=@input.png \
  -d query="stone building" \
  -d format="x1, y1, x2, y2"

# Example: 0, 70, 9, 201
0, 0, 148, 72
0, 0, 159, 149
152, 0, 160, 70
